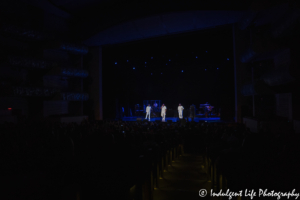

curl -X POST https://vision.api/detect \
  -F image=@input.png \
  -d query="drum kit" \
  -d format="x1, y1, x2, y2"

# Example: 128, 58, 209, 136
151, 102, 160, 117
200, 103, 215, 117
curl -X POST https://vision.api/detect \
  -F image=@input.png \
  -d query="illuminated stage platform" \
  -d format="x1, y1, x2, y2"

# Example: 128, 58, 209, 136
121, 114, 221, 123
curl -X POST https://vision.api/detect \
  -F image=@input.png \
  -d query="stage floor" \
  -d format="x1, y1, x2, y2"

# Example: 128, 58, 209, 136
121, 114, 221, 123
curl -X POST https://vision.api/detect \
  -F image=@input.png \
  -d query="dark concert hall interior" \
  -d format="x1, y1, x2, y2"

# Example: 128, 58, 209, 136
1, 0, 300, 199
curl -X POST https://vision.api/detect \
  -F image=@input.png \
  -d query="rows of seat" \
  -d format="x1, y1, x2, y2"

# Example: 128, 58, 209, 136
1, 120, 186, 200
202, 123, 300, 200
3, 119, 296, 199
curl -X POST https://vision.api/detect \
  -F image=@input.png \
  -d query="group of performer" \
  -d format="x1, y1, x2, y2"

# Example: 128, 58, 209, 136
145, 103, 185, 122
145, 103, 214, 121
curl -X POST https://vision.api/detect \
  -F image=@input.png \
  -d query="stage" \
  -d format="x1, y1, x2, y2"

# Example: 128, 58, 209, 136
121, 114, 221, 123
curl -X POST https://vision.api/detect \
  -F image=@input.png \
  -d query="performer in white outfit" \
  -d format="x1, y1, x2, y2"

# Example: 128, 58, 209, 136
178, 104, 184, 119
161, 104, 167, 122
145, 104, 151, 121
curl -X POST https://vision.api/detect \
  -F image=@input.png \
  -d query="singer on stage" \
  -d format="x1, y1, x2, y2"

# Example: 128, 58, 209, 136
145, 104, 151, 121
161, 104, 167, 122
178, 104, 184, 119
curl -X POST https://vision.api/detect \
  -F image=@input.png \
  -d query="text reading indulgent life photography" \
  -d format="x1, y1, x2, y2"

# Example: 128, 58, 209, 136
198, 189, 299, 199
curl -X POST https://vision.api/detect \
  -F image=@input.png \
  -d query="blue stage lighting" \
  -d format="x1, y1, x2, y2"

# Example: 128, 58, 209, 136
227, 58, 229, 60
115, 62, 117, 64
151, 57, 153, 59
181, 70, 184, 72
145, 62, 147, 64
169, 59, 171, 61
127, 60, 129, 62
196, 56, 198, 58
205, 69, 207, 71
133, 67, 135, 69
166, 63, 167, 65
206, 51, 208, 53
217, 68, 219, 69
151, 73, 153, 75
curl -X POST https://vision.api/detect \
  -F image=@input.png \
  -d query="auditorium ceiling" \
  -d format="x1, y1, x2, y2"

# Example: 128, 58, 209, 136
3, 0, 298, 46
